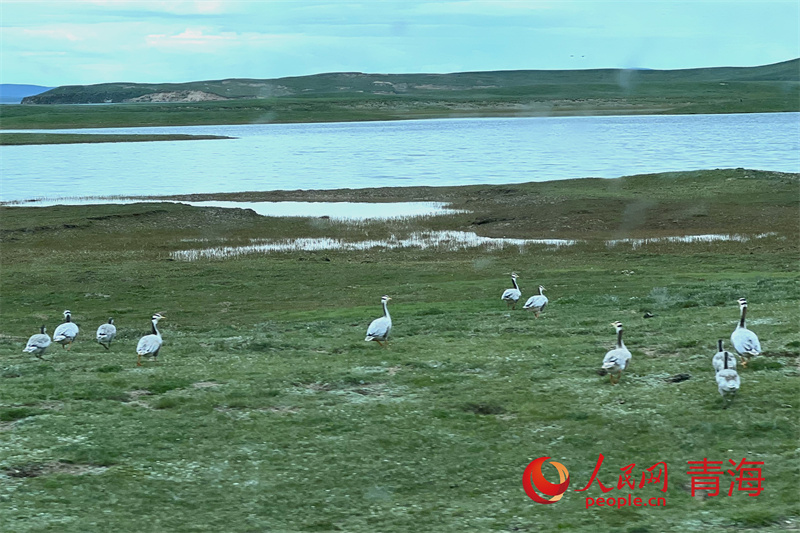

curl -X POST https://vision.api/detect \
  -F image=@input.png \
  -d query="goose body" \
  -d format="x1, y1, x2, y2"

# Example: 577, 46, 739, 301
716, 369, 741, 398
523, 286, 548, 317
96, 317, 117, 349
715, 349, 740, 406
23, 325, 51, 358
730, 298, 761, 366
365, 296, 392, 347
136, 314, 164, 366
601, 321, 631, 385
53, 310, 79, 350
501, 273, 522, 309
712, 339, 737, 373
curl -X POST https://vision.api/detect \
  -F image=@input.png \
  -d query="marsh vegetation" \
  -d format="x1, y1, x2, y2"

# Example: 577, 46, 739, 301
0, 169, 798, 532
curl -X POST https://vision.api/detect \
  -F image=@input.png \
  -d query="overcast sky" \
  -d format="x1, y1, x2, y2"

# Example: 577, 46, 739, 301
1, 0, 798, 87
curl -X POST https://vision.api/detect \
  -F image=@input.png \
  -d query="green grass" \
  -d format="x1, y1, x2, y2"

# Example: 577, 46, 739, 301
0, 170, 798, 532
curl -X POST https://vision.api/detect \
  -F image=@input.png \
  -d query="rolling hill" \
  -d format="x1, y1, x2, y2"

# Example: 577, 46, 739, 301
21, 59, 800, 105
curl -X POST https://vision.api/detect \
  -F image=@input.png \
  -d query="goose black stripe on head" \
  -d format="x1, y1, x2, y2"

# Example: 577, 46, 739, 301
738, 298, 748, 307
150, 313, 165, 334
63, 310, 72, 322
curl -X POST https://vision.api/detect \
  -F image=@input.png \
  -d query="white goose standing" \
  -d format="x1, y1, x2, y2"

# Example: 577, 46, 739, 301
523, 285, 548, 318
712, 339, 737, 373
136, 313, 165, 366
365, 296, 392, 348
96, 317, 117, 349
53, 310, 79, 350
501, 273, 522, 310
715, 352, 741, 407
23, 325, 52, 359
601, 321, 632, 385
730, 298, 761, 367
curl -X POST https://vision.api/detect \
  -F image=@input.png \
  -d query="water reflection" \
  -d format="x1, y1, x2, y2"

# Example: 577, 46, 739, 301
605, 233, 778, 249
2, 198, 464, 220
171, 231, 578, 260
171, 232, 781, 260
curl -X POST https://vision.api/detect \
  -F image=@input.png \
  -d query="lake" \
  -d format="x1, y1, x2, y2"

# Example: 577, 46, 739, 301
1, 112, 798, 203
4, 198, 464, 220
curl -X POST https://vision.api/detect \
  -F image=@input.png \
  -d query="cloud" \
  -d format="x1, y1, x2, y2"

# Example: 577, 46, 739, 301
1, 0, 797, 85
20, 27, 83, 42
80, 0, 229, 15
413, 0, 559, 16
146, 28, 237, 49
145, 28, 307, 54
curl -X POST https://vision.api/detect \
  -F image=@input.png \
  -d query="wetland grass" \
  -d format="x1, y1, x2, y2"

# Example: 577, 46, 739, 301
0, 169, 798, 532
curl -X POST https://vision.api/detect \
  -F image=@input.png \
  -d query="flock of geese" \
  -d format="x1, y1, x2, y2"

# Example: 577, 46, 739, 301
362, 273, 759, 405
23, 310, 166, 367
499, 273, 757, 404
22, 275, 762, 405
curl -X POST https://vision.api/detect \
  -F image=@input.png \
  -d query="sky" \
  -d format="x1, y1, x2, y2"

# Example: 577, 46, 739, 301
1, 0, 798, 87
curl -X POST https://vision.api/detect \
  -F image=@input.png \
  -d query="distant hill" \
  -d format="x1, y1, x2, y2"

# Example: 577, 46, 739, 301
20, 59, 800, 105
1, 84, 53, 104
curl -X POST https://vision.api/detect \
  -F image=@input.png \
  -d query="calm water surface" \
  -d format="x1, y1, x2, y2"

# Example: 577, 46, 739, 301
5, 199, 463, 220
1, 113, 798, 202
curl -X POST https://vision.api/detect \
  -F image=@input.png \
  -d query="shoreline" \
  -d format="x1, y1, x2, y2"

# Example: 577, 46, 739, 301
0, 132, 234, 145
3, 169, 797, 242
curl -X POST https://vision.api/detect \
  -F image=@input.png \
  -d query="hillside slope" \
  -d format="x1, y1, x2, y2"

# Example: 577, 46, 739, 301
21, 59, 800, 104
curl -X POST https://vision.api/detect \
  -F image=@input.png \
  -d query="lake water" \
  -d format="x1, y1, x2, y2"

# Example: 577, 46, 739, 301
171, 232, 783, 261
1, 113, 798, 203
3, 198, 463, 220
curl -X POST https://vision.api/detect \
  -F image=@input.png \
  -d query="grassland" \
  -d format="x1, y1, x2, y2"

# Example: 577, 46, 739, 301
0, 169, 798, 532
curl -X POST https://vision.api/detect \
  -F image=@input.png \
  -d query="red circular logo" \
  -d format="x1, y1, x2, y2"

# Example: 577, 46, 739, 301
523, 456, 570, 504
